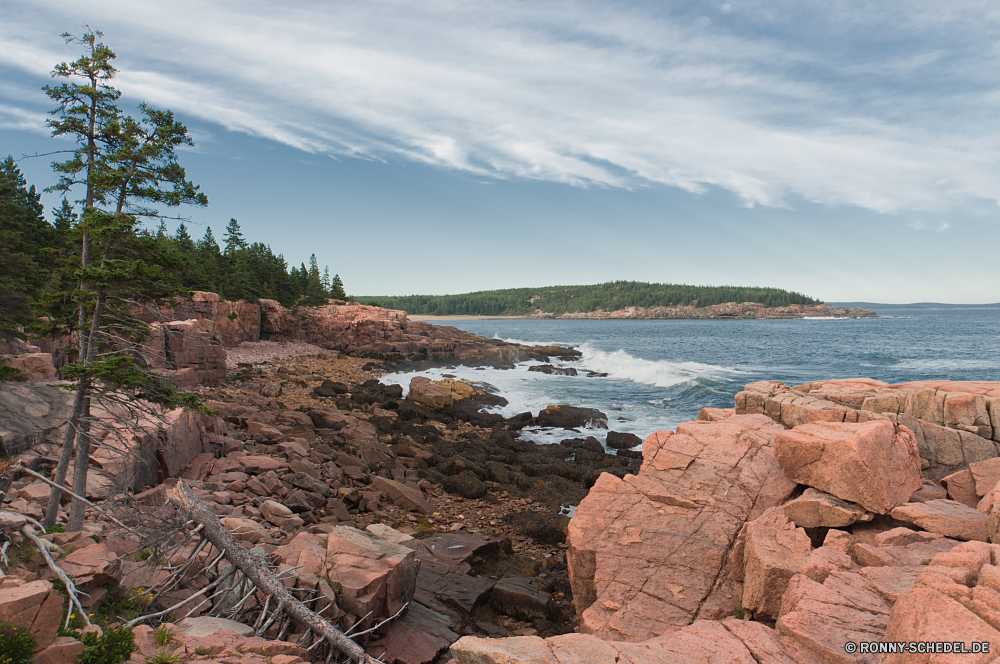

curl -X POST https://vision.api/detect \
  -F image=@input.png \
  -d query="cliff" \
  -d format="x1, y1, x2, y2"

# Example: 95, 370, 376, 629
12, 291, 579, 387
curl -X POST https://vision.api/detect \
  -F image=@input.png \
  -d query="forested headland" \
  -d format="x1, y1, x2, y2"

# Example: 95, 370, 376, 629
366, 282, 822, 316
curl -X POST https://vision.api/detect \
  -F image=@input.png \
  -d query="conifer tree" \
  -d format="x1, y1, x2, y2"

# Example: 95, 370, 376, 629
330, 273, 346, 300
42, 30, 209, 530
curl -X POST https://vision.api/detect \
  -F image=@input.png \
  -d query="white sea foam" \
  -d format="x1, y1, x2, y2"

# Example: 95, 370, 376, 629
896, 358, 999, 372
802, 316, 852, 320
491, 333, 557, 347
577, 343, 741, 388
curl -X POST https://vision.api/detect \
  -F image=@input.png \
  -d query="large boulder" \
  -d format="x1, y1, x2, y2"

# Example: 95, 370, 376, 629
325, 526, 418, 628
890, 499, 989, 542
407, 377, 454, 409
774, 420, 922, 514
738, 507, 812, 619
781, 488, 870, 528
566, 415, 795, 642
535, 405, 608, 430
0, 580, 64, 650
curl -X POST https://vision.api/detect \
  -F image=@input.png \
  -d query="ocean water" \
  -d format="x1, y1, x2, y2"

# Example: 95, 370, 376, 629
381, 306, 1000, 447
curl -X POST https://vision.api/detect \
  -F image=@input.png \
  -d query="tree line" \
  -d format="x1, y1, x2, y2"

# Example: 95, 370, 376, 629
370, 281, 822, 316
0, 165, 348, 341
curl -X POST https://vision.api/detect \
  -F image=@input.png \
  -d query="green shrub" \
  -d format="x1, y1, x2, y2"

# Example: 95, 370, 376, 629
45, 523, 66, 534
152, 625, 173, 646
75, 625, 136, 664
0, 358, 27, 383
0, 621, 35, 664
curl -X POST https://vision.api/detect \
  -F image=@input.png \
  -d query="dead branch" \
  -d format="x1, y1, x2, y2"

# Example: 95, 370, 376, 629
167, 481, 373, 664
17, 464, 138, 534
21, 526, 91, 628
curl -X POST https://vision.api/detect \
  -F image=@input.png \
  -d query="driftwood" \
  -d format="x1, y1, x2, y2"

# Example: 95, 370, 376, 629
167, 481, 373, 664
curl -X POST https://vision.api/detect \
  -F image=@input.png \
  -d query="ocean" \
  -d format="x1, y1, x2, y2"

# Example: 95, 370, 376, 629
381, 306, 1000, 447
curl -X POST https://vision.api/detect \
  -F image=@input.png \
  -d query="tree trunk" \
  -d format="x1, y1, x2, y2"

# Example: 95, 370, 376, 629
43, 378, 87, 527
167, 481, 371, 664
67, 398, 91, 533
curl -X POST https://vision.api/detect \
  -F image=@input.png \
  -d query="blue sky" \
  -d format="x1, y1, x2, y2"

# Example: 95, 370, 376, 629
2, 1, 999, 303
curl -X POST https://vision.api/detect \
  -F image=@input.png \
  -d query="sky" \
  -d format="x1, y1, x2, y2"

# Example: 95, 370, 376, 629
2, 1, 1000, 303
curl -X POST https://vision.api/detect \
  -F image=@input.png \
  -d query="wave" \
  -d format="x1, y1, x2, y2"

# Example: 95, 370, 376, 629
492, 333, 557, 347
896, 358, 1000, 372
802, 316, 852, 320
577, 343, 742, 388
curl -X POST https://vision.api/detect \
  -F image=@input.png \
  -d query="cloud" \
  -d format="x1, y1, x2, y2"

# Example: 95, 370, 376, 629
1, 0, 999, 214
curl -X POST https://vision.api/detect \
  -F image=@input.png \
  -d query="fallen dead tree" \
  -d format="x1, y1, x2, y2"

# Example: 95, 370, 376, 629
166, 480, 375, 664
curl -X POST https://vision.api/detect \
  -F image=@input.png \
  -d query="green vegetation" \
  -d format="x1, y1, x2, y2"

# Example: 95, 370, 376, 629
75, 626, 136, 664
370, 281, 822, 316
152, 625, 174, 646
0, 621, 35, 664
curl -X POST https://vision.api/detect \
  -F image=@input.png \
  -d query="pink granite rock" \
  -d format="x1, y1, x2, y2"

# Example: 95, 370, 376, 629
774, 420, 922, 514
567, 415, 795, 642
942, 469, 981, 508
891, 499, 989, 542
740, 507, 812, 619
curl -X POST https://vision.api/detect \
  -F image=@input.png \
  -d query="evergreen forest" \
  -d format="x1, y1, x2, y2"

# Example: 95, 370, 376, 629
368, 282, 822, 316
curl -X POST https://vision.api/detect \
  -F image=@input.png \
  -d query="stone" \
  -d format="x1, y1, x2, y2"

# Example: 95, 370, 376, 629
535, 405, 608, 430
740, 507, 812, 619
908, 483, 948, 503
2, 353, 57, 381
491, 577, 551, 621
773, 420, 922, 514
890, 499, 989, 541
776, 570, 892, 663
288, 472, 330, 497
800, 546, 854, 584
220, 517, 267, 543
567, 415, 795, 642
875, 527, 944, 548
408, 377, 453, 409
853, 538, 959, 567
859, 565, 921, 603
0, 580, 60, 649
237, 456, 289, 474
942, 469, 984, 508
34, 636, 86, 664
15, 481, 52, 506
370, 476, 431, 514
175, 616, 254, 638
324, 526, 418, 626
972, 457, 1000, 497
698, 407, 736, 421
272, 532, 328, 580
882, 588, 1000, 664
59, 544, 119, 586
365, 524, 415, 547
604, 431, 642, 450
782, 488, 869, 528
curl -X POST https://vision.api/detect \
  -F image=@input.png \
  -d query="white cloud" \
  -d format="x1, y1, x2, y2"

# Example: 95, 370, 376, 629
1, 0, 999, 214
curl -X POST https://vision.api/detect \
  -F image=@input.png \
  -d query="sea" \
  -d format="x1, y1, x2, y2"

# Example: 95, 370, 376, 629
381, 306, 1000, 448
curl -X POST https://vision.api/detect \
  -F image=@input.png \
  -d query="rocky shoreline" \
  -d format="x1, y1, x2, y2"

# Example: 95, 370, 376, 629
2, 293, 998, 664
527, 302, 877, 319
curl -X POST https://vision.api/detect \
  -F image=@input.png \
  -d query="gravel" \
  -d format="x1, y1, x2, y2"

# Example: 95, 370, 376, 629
225, 341, 328, 369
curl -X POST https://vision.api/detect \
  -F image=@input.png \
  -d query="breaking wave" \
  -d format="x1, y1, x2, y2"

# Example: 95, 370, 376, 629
577, 343, 742, 388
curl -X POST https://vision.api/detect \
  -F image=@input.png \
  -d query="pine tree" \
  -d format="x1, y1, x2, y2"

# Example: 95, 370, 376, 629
223, 218, 246, 255
322, 266, 331, 293
175, 223, 195, 253
330, 274, 346, 300
41, 30, 209, 530
0, 157, 55, 338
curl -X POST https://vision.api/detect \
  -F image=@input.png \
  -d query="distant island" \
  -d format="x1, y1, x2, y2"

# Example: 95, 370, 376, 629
364, 282, 877, 319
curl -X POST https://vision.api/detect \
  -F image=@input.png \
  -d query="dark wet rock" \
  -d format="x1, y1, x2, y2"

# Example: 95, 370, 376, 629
534, 405, 609, 430
313, 379, 349, 397
504, 511, 571, 545
443, 470, 488, 499
560, 437, 604, 454
528, 364, 578, 376
605, 430, 642, 450
587, 371, 609, 378
491, 576, 551, 621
